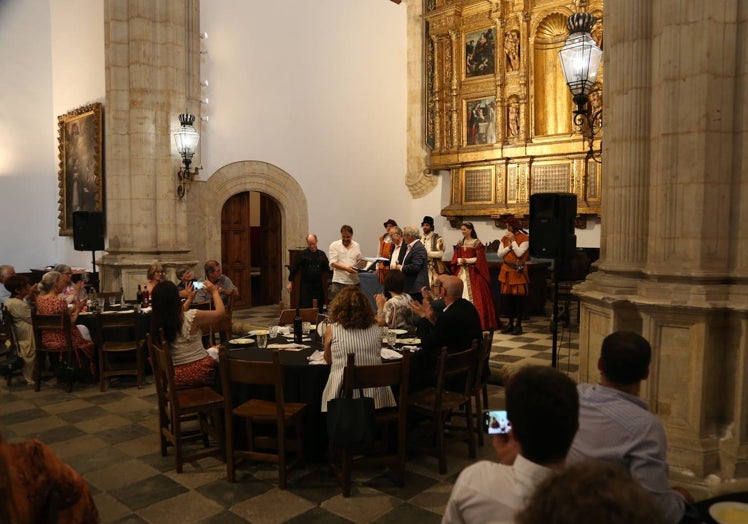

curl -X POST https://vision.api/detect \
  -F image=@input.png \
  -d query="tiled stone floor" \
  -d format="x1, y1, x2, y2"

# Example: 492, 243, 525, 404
0, 305, 577, 523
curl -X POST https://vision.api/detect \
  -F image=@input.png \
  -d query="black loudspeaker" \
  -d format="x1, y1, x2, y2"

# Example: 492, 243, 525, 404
529, 193, 577, 259
73, 211, 105, 251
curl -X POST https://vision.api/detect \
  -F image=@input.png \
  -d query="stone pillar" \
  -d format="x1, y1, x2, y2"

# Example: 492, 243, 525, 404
576, 0, 748, 491
100, 0, 200, 296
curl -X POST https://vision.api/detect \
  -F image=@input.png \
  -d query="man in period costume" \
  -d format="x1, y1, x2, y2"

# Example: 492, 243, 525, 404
420, 215, 446, 286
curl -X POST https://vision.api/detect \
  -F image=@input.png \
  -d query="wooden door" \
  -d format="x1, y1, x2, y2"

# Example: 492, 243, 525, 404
221, 193, 251, 308
221, 191, 282, 308
259, 194, 282, 304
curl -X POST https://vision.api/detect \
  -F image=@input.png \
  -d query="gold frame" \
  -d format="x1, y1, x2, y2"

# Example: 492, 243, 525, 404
57, 103, 104, 236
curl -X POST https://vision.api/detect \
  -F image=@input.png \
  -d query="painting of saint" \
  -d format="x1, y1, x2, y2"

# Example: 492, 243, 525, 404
466, 97, 496, 146
465, 28, 495, 78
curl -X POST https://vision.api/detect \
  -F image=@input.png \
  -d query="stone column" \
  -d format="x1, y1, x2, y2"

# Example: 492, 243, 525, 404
100, 0, 200, 296
576, 0, 748, 490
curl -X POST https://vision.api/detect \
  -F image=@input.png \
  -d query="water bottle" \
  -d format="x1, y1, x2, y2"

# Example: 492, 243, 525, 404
293, 308, 303, 344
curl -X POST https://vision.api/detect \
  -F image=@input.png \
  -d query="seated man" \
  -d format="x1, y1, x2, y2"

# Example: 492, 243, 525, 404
442, 366, 579, 523
194, 260, 239, 305
567, 331, 694, 524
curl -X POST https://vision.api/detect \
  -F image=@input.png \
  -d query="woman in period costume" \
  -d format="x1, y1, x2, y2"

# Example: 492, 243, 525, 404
497, 217, 530, 335
451, 221, 498, 331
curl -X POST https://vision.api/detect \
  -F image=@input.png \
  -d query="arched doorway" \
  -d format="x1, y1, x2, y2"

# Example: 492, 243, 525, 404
221, 191, 282, 308
196, 160, 309, 310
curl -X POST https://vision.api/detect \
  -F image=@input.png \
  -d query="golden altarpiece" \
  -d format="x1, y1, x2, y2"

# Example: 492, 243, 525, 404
424, 0, 603, 226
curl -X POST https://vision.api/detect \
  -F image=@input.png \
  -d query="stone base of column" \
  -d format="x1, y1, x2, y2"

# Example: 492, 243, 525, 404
576, 277, 748, 496
98, 251, 200, 301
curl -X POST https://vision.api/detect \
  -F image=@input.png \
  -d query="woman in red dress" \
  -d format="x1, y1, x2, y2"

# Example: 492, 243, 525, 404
451, 222, 498, 330
35, 271, 95, 373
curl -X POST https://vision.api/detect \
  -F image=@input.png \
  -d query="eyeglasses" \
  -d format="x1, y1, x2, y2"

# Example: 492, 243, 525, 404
431, 283, 442, 289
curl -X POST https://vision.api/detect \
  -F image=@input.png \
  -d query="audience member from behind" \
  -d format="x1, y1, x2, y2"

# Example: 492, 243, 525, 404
0, 265, 16, 318
515, 460, 664, 524
36, 271, 95, 370
320, 286, 395, 413
0, 433, 99, 523
3, 275, 37, 385
442, 366, 579, 524
194, 260, 239, 305
374, 269, 417, 332
150, 280, 226, 388
567, 331, 695, 524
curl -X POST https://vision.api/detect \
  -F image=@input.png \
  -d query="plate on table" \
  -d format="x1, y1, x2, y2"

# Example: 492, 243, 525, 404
709, 502, 748, 524
399, 338, 421, 345
229, 338, 254, 345
388, 329, 407, 335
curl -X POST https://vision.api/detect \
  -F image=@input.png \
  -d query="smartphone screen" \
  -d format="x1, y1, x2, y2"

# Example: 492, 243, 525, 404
193, 280, 205, 290
483, 410, 511, 435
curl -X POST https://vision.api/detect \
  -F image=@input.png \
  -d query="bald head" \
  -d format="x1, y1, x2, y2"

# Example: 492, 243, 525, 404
306, 234, 318, 251
0, 265, 15, 283
440, 275, 463, 300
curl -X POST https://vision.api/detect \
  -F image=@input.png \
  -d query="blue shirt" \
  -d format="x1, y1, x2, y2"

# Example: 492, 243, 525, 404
567, 384, 685, 523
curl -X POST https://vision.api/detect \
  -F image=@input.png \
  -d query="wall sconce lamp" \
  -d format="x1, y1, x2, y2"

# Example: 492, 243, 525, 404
173, 113, 200, 199
559, 10, 603, 163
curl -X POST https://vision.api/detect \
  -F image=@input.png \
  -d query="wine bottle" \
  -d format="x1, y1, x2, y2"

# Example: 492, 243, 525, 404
293, 307, 303, 344
142, 284, 150, 308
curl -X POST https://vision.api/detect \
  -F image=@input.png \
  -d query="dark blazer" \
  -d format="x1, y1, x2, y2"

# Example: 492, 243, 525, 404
400, 241, 429, 295
416, 297, 483, 375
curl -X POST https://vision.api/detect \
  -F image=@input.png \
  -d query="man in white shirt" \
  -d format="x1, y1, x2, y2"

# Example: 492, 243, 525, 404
443, 366, 579, 524
0, 265, 16, 321
328, 224, 361, 302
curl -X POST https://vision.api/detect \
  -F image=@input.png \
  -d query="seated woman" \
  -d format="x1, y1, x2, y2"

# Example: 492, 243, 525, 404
374, 269, 417, 332
3, 275, 37, 385
0, 433, 99, 523
145, 262, 165, 295
321, 286, 396, 413
150, 280, 225, 388
35, 271, 95, 374
52, 264, 85, 305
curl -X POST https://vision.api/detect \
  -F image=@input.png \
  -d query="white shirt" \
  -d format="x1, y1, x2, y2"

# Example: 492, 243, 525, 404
328, 239, 361, 285
442, 455, 551, 524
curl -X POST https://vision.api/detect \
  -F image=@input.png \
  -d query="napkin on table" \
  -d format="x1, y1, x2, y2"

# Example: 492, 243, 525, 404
307, 350, 326, 364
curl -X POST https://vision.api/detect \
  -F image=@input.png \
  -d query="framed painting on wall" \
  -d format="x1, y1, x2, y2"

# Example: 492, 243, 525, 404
465, 28, 495, 78
466, 97, 496, 146
57, 102, 104, 236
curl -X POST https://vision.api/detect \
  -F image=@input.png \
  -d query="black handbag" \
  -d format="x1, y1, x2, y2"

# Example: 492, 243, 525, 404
327, 384, 376, 448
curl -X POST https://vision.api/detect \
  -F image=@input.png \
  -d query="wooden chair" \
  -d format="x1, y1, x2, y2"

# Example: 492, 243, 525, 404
407, 342, 478, 474
208, 294, 234, 346
331, 351, 411, 497
277, 307, 318, 326
279, 299, 318, 313
147, 333, 224, 473
30, 309, 77, 392
96, 311, 145, 391
453, 331, 494, 446
0, 306, 24, 386
219, 346, 306, 488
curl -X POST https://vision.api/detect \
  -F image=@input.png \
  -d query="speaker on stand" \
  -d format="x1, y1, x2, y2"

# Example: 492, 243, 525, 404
529, 193, 577, 368
73, 211, 105, 292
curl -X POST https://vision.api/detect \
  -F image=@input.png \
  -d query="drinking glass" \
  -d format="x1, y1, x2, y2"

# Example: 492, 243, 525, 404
108, 295, 117, 307
256, 333, 269, 349
302, 322, 311, 337
269, 325, 279, 339
386, 330, 397, 349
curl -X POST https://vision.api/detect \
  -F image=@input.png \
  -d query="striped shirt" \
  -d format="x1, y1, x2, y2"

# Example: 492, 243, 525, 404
320, 323, 396, 412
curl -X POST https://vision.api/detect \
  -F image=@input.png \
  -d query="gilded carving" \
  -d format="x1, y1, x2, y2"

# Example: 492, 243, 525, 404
428, 0, 604, 222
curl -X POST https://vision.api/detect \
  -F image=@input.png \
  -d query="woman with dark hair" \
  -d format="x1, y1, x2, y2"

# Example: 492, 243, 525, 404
451, 221, 498, 330
150, 280, 225, 387
320, 286, 396, 412
373, 269, 417, 332
3, 275, 36, 385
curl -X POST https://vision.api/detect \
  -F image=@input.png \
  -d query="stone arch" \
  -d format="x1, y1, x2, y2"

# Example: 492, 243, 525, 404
196, 160, 308, 303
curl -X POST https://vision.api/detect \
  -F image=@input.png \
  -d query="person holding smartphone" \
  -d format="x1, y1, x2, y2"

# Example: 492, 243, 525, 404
442, 366, 579, 524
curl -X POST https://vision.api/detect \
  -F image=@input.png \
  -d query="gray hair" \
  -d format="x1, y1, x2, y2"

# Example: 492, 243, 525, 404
39, 271, 61, 294
389, 226, 403, 237
53, 264, 71, 274
175, 265, 193, 280
403, 225, 421, 239
0, 265, 14, 279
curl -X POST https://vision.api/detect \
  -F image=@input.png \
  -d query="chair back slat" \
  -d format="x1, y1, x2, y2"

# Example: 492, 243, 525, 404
277, 308, 317, 326
434, 341, 478, 402
343, 352, 410, 392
